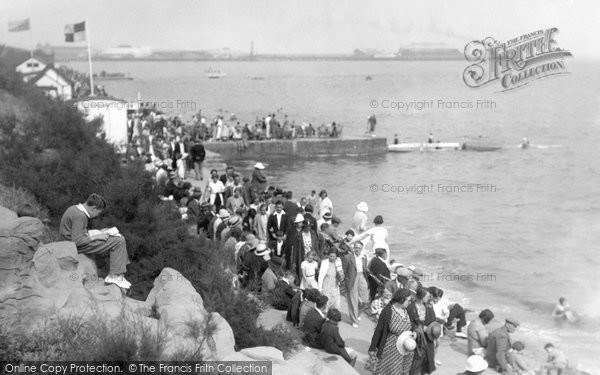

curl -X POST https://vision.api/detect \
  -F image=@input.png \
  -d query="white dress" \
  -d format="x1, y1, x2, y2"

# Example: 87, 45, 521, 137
300, 260, 318, 289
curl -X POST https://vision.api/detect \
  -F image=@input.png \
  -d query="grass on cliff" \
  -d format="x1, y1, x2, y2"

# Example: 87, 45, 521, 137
0, 61, 300, 356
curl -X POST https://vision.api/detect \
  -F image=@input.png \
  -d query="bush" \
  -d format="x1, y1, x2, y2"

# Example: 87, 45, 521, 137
0, 62, 300, 356
0, 184, 49, 222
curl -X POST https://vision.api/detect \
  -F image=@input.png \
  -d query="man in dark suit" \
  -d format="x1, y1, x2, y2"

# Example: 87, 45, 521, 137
368, 248, 390, 301
190, 139, 206, 181
270, 271, 298, 310
186, 187, 203, 220
267, 200, 288, 240
342, 241, 370, 327
287, 218, 319, 281
282, 190, 298, 224
302, 295, 328, 349
384, 266, 412, 295
486, 318, 520, 373
303, 204, 318, 233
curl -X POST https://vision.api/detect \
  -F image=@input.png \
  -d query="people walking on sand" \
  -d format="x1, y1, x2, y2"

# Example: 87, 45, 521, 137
368, 247, 390, 301
318, 189, 333, 218
300, 251, 319, 289
467, 309, 495, 356
485, 318, 520, 374
352, 201, 369, 236
319, 308, 358, 367
59, 193, 131, 289
342, 241, 370, 328
318, 248, 344, 311
368, 288, 415, 375
190, 139, 206, 180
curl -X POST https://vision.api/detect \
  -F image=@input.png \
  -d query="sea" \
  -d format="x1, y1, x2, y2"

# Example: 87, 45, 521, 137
67, 59, 600, 372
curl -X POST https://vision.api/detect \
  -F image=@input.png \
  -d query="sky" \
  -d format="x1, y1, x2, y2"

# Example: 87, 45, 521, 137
0, 0, 599, 57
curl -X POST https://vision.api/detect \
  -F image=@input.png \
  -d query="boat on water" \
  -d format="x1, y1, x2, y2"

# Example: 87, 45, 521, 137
206, 68, 226, 79
93, 71, 133, 81
388, 142, 461, 153
460, 142, 503, 152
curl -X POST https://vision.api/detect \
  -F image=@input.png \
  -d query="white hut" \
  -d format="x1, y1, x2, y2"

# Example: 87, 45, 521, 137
73, 98, 128, 151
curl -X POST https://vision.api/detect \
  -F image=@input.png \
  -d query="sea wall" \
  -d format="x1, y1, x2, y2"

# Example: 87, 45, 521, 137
203, 137, 387, 161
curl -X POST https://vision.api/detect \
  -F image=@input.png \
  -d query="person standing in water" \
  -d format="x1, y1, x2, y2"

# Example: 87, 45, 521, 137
366, 114, 376, 136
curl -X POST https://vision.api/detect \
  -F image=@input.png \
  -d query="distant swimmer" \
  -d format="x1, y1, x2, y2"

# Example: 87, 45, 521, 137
520, 137, 530, 149
552, 297, 578, 323
427, 132, 434, 144
394, 134, 399, 144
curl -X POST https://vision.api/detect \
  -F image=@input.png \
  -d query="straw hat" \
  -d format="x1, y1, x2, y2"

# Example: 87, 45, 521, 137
426, 322, 442, 341
218, 209, 230, 219
294, 213, 305, 223
396, 331, 417, 355
254, 162, 265, 170
356, 201, 369, 212
255, 243, 269, 257
465, 355, 488, 372
228, 215, 242, 227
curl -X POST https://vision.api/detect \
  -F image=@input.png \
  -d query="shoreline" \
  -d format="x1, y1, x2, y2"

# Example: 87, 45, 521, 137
192, 151, 594, 374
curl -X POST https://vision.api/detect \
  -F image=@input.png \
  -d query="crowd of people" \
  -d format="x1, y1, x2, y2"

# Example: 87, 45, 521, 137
140, 154, 570, 374
123, 107, 345, 164
66, 128, 571, 374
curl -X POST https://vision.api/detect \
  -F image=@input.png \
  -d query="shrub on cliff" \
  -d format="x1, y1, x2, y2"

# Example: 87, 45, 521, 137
0, 62, 300, 355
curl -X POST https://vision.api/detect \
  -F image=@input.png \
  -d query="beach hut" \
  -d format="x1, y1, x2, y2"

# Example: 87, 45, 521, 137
72, 97, 128, 151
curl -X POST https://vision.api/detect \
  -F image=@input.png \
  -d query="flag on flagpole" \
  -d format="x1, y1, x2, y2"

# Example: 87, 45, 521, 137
8, 18, 30, 32
64, 21, 86, 42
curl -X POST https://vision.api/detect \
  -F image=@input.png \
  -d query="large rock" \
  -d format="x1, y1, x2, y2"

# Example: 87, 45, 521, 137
0, 206, 17, 224
271, 350, 359, 375
146, 268, 235, 360
240, 346, 285, 364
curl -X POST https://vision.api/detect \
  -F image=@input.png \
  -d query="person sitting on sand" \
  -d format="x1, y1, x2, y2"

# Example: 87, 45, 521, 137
467, 309, 495, 356
485, 317, 520, 374
302, 294, 328, 348
543, 343, 568, 375
507, 341, 535, 375
318, 308, 358, 366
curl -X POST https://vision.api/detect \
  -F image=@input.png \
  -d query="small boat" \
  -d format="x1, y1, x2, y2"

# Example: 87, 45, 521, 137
388, 142, 461, 153
365, 75, 373, 81
460, 142, 503, 152
206, 68, 226, 79
93, 71, 133, 81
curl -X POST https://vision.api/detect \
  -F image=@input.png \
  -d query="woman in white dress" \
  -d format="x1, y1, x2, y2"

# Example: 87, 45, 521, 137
318, 189, 333, 218
207, 174, 225, 210
349, 215, 389, 259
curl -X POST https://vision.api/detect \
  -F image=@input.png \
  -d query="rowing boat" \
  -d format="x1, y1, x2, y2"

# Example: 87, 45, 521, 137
388, 142, 461, 153
460, 142, 503, 152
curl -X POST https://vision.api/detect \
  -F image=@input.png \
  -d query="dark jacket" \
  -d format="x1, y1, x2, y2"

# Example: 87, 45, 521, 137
286, 229, 319, 280
282, 201, 298, 222
303, 213, 318, 233
368, 256, 390, 299
369, 304, 393, 359
270, 279, 296, 310
318, 320, 353, 363
250, 169, 267, 196
303, 308, 325, 349
407, 301, 436, 330
341, 252, 368, 291
190, 143, 206, 162
267, 212, 288, 239
485, 326, 512, 371
286, 290, 302, 326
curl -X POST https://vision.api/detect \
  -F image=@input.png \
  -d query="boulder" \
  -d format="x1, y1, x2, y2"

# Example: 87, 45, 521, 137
0, 206, 17, 225
273, 350, 359, 375
240, 346, 285, 364
146, 268, 235, 360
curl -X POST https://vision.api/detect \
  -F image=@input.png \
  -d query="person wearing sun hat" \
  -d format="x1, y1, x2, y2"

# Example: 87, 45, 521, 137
351, 201, 369, 237
250, 162, 267, 198
241, 242, 269, 291
385, 265, 412, 295
486, 317, 520, 373
316, 211, 333, 229
460, 355, 489, 375
288, 214, 319, 283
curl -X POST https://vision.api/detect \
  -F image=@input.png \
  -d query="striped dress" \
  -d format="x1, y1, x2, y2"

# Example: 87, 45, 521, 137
377, 306, 414, 375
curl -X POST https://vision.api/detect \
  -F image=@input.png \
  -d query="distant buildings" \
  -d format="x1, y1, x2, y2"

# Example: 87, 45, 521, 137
14, 56, 73, 100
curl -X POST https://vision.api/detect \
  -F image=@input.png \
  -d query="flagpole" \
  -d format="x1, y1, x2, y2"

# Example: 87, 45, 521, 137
86, 17, 94, 96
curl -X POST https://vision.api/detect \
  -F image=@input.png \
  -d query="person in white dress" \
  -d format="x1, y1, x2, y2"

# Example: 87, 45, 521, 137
300, 251, 319, 289
348, 215, 389, 259
318, 189, 333, 218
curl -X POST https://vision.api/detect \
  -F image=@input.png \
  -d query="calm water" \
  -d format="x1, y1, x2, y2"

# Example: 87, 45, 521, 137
68, 59, 600, 371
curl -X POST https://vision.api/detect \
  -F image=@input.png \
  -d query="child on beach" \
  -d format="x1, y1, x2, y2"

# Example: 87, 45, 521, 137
300, 251, 319, 289
543, 343, 568, 375
552, 297, 578, 323
507, 341, 535, 375
370, 288, 392, 320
